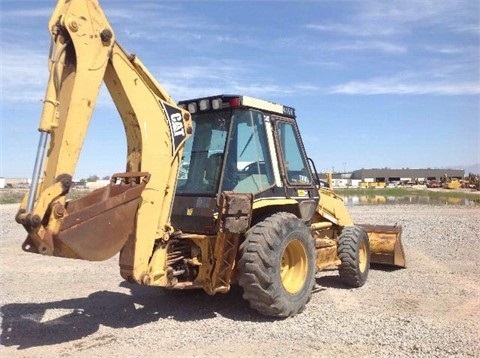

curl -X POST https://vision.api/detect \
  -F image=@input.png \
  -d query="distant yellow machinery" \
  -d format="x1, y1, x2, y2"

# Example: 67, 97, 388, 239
16, 0, 405, 317
440, 174, 462, 189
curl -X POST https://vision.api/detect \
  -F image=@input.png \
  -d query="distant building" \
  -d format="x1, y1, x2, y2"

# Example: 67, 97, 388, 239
317, 168, 465, 188
351, 168, 464, 184
3, 177, 31, 188
0, 177, 5, 189
317, 172, 352, 188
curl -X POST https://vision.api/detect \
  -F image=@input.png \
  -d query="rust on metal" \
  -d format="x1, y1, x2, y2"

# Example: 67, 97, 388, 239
209, 192, 253, 293
314, 238, 340, 270
22, 172, 149, 261
219, 191, 253, 234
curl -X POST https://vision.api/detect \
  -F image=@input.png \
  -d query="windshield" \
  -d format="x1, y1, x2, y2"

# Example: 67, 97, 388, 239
176, 110, 230, 195
175, 108, 275, 196
222, 109, 275, 193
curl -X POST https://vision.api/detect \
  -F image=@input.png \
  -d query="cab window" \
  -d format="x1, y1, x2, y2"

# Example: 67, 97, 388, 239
222, 110, 275, 193
176, 112, 229, 194
276, 121, 312, 185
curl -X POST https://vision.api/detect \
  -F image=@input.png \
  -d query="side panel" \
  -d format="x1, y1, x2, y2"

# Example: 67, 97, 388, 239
104, 45, 192, 282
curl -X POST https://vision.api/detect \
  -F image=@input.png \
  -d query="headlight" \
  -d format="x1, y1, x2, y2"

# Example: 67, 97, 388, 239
187, 102, 197, 113
212, 98, 222, 110
199, 99, 210, 111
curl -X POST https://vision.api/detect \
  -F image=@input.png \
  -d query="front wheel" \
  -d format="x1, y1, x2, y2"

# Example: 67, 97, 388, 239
338, 225, 370, 287
237, 212, 316, 317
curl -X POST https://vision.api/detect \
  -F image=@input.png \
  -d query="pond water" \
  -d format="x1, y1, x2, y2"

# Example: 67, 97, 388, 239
342, 195, 479, 206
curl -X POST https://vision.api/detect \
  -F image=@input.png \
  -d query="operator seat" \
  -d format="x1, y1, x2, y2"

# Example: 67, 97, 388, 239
205, 153, 223, 190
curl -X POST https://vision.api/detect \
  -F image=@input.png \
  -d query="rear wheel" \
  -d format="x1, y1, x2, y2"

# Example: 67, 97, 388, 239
237, 212, 316, 317
338, 226, 370, 287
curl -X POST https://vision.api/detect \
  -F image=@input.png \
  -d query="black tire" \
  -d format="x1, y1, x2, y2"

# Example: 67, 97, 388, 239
237, 212, 316, 317
338, 225, 370, 287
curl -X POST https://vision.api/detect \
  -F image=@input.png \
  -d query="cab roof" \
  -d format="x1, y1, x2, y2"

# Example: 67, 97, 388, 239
178, 94, 296, 118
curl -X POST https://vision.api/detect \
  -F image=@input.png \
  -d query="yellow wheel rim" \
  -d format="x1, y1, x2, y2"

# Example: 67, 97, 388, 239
359, 240, 367, 273
280, 239, 308, 294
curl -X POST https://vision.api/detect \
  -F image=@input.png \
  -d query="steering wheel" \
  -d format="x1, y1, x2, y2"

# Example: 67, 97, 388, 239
242, 161, 265, 174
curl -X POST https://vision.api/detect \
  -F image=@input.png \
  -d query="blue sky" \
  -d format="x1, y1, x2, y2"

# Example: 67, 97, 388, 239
1, 0, 479, 179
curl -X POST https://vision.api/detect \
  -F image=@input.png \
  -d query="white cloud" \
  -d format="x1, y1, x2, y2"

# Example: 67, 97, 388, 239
328, 41, 406, 54
147, 63, 318, 100
360, 0, 477, 32
1, 47, 48, 103
452, 24, 480, 35
0, 8, 52, 18
307, 0, 478, 38
362, 0, 454, 23
305, 23, 396, 37
424, 46, 466, 55
1, 1, 477, 104
330, 77, 480, 96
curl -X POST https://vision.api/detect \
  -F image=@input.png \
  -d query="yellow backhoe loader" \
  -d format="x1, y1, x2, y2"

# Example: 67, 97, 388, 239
16, 0, 405, 317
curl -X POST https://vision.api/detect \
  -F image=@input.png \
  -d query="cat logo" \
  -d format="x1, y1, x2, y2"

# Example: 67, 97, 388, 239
161, 101, 187, 154
170, 112, 185, 137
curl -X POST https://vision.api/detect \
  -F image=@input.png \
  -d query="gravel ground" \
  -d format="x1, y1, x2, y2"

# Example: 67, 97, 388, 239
1, 203, 479, 357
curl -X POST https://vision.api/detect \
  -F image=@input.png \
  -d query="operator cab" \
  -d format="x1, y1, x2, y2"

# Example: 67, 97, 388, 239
171, 95, 319, 234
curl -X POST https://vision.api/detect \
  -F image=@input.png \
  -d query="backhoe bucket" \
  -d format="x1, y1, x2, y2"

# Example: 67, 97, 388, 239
358, 224, 406, 268
22, 173, 148, 261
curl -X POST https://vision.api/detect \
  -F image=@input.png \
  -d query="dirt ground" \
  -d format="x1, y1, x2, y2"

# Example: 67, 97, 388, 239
1, 203, 479, 357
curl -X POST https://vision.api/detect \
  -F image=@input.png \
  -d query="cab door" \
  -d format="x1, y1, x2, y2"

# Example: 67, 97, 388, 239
273, 117, 319, 219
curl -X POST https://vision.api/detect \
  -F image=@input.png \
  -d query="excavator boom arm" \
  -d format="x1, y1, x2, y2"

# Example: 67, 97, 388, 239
16, 0, 192, 283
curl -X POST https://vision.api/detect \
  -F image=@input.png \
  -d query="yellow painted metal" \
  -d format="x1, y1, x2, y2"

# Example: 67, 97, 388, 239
104, 43, 191, 282
442, 178, 462, 189
40, 0, 114, 187
190, 235, 215, 289
313, 237, 341, 270
358, 240, 368, 273
208, 230, 240, 294
15, 0, 407, 300
326, 172, 333, 188
316, 187, 354, 226
17, 0, 192, 286
312, 186, 406, 269
18, 180, 67, 254
360, 224, 406, 268
281, 239, 308, 294
252, 198, 298, 210
143, 244, 169, 286
311, 221, 333, 230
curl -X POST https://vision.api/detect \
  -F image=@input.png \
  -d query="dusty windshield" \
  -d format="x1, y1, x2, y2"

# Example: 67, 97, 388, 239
176, 111, 230, 195
176, 108, 275, 195
221, 110, 275, 193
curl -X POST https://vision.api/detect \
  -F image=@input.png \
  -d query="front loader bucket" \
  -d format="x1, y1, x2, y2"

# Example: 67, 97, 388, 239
22, 174, 147, 261
358, 224, 406, 268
